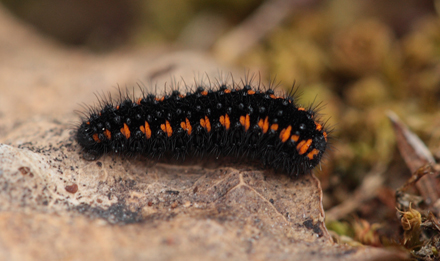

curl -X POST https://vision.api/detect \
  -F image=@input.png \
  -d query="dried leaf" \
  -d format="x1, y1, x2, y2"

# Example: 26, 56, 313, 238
388, 112, 440, 211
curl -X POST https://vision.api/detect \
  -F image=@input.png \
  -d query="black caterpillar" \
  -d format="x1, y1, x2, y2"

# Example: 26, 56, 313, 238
76, 78, 329, 176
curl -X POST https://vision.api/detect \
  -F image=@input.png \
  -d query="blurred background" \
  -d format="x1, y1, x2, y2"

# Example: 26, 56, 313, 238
2, 0, 440, 245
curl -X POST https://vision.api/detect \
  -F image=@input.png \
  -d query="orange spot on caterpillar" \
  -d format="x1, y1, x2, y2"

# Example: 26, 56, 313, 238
220, 114, 231, 130
247, 90, 255, 95
206, 116, 211, 132
279, 126, 292, 142
86, 122, 90, 125
240, 114, 250, 131
140, 122, 151, 139
116, 105, 120, 110
315, 122, 322, 131
161, 120, 173, 137
200, 116, 211, 132
323, 131, 327, 142
184, 118, 192, 135
92, 133, 101, 143
104, 129, 111, 140
291, 135, 300, 142
270, 123, 278, 131
298, 107, 305, 111
225, 114, 230, 130
307, 149, 320, 160
120, 123, 131, 139
137, 98, 142, 105
180, 119, 192, 135
245, 115, 250, 131
297, 139, 312, 155
224, 89, 231, 94
155, 97, 164, 102
239, 116, 245, 127
201, 91, 208, 96
270, 94, 276, 99
258, 116, 270, 134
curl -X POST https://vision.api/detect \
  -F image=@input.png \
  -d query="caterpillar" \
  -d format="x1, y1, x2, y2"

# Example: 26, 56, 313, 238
75, 77, 329, 176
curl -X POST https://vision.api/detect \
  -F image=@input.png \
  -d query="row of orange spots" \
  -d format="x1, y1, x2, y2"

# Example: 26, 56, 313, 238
237, 115, 321, 159
89, 109, 324, 162
239, 114, 250, 131
120, 123, 131, 139
219, 114, 230, 130
200, 116, 211, 132
140, 121, 152, 139
160, 120, 173, 137
258, 116, 270, 133
180, 118, 192, 135
296, 139, 312, 155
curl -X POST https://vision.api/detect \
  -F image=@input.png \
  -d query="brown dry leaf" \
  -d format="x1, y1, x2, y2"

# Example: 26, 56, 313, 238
388, 112, 440, 214
0, 5, 408, 261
